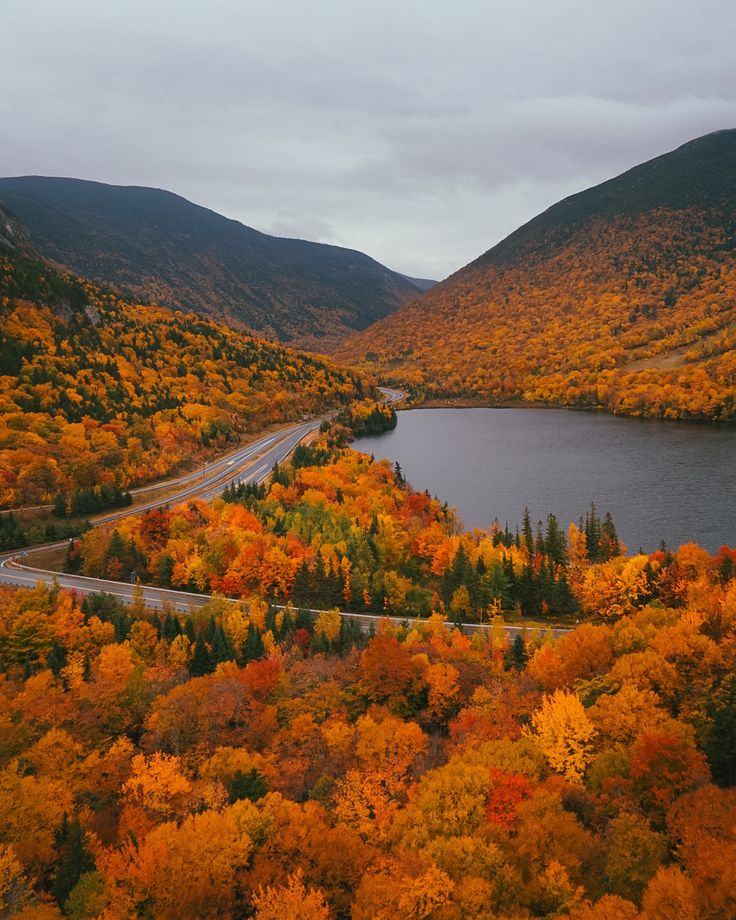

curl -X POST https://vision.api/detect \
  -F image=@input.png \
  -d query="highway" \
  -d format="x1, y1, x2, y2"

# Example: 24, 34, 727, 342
377, 386, 405, 405
0, 420, 320, 602
0, 386, 570, 637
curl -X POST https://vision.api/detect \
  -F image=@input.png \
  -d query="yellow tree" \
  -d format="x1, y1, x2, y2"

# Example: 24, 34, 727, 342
528, 689, 596, 783
99, 806, 252, 919
252, 869, 330, 920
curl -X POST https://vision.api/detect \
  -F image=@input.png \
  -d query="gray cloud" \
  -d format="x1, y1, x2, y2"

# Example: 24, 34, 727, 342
2, 0, 735, 279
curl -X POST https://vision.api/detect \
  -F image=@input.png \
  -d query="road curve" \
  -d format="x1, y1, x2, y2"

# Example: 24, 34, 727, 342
0, 392, 570, 638
0, 421, 319, 599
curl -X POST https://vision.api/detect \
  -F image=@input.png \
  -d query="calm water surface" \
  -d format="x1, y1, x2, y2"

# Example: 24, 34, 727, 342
353, 408, 736, 553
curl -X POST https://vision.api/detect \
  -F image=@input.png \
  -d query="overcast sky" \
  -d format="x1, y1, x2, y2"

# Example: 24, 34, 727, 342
2, 0, 736, 279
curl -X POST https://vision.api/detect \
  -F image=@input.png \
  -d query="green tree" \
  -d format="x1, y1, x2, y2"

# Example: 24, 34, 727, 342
229, 768, 268, 803
52, 815, 95, 907
189, 634, 214, 676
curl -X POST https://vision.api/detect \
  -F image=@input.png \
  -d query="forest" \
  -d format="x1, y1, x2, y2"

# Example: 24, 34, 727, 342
0, 512, 734, 917
2, 137, 736, 918
339, 125, 736, 422
0, 238, 366, 509
70, 420, 734, 630
1, 424, 731, 917
341, 209, 736, 419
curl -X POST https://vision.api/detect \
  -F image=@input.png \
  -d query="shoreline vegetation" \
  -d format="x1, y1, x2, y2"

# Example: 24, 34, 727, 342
396, 392, 736, 424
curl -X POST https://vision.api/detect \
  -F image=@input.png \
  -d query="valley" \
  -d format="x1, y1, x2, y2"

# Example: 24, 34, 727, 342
0, 129, 735, 920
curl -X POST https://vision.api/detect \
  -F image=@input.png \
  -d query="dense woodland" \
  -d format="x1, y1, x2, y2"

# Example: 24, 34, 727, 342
0, 231, 366, 509
340, 133, 736, 420
0, 512, 734, 916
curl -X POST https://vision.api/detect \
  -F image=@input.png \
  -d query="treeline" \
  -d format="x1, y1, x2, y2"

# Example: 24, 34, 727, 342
336, 399, 397, 435
0, 511, 87, 552
341, 207, 736, 420
70, 429, 733, 628
53, 485, 132, 518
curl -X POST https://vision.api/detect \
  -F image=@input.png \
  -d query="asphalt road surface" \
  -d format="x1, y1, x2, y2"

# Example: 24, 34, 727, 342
0, 392, 569, 636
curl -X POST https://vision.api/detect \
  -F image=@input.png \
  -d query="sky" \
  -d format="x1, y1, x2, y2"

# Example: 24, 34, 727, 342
2, 0, 736, 280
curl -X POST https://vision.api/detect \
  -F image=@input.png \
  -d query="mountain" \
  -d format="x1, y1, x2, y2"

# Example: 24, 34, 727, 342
400, 274, 437, 292
338, 130, 736, 420
0, 204, 365, 507
0, 176, 424, 350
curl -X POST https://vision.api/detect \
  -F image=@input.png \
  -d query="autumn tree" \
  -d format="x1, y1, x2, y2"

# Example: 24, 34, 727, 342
528, 689, 596, 783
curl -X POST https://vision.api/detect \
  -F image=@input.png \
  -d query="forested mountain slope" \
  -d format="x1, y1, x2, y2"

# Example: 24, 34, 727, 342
339, 130, 736, 419
0, 176, 424, 350
0, 204, 365, 507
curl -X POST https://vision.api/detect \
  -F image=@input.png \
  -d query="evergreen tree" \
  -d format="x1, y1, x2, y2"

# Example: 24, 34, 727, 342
52, 815, 94, 907
229, 768, 268, 803
52, 492, 68, 518
584, 503, 603, 562
189, 634, 214, 676
243, 623, 265, 662
706, 676, 736, 787
157, 554, 174, 587
506, 633, 528, 670
522, 508, 534, 556
211, 623, 235, 664
545, 513, 567, 565
204, 614, 217, 644
0, 512, 26, 551
162, 613, 178, 640
601, 511, 620, 560
46, 642, 67, 677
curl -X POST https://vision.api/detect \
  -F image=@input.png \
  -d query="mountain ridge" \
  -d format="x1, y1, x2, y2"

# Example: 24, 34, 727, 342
0, 175, 425, 349
338, 129, 736, 420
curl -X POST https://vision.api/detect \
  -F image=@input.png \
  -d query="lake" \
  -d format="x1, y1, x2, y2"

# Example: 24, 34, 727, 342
353, 408, 736, 553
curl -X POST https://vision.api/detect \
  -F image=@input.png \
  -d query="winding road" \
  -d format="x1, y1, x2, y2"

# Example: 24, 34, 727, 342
0, 420, 319, 603
0, 388, 569, 636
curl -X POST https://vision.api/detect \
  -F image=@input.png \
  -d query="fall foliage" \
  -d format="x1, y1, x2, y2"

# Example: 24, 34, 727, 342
1, 431, 735, 917
339, 131, 736, 421
0, 222, 366, 508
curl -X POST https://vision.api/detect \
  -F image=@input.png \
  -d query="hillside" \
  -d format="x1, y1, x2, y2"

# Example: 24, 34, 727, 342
0, 176, 425, 350
0, 204, 365, 507
339, 130, 736, 420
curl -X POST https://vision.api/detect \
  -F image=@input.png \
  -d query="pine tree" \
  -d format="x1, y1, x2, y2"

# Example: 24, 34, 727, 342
204, 614, 217, 644
157, 554, 174, 587
584, 503, 603, 562
506, 633, 528, 670
601, 511, 620, 560
243, 623, 265, 662
46, 642, 67, 676
545, 513, 567, 565
229, 767, 268, 803
705, 675, 736, 787
522, 508, 534, 556
211, 623, 235, 664
189, 634, 214, 676
52, 815, 94, 907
